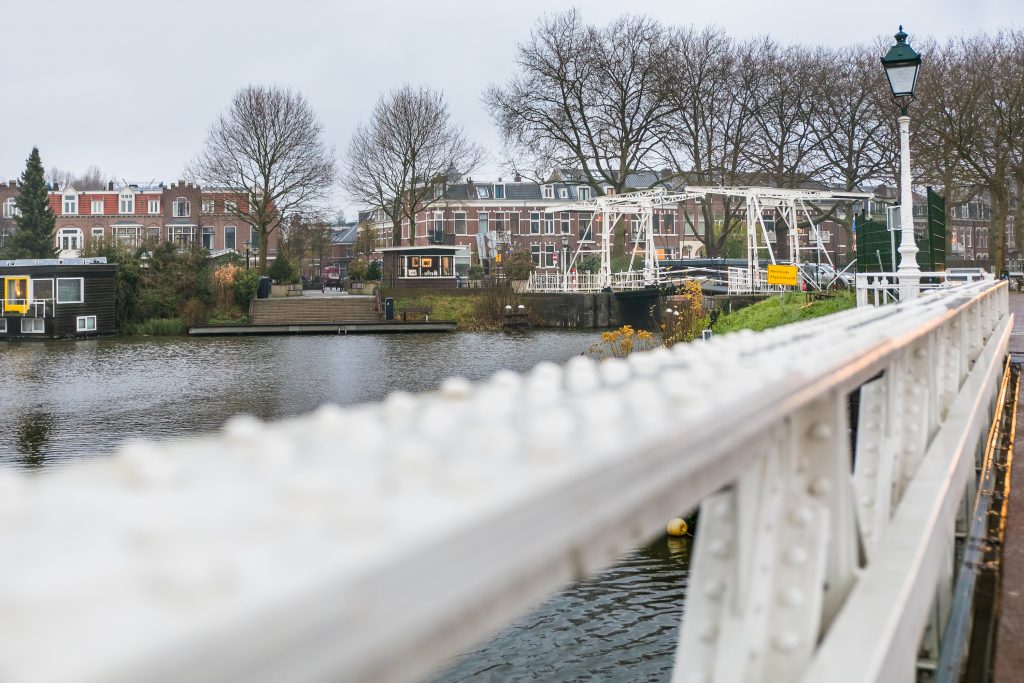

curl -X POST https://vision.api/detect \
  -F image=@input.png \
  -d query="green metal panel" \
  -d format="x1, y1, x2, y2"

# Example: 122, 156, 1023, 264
856, 216, 895, 273
926, 187, 946, 271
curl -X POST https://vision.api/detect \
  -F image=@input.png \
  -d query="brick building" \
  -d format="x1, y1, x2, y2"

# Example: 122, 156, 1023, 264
1, 179, 277, 259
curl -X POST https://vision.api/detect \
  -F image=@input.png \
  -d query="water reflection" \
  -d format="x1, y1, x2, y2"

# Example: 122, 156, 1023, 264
14, 408, 55, 468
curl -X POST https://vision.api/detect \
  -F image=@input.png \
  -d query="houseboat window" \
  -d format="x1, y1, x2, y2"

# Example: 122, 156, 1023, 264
76, 315, 97, 332
56, 278, 84, 304
31, 279, 54, 301
402, 255, 452, 277
21, 318, 44, 334
5, 277, 29, 313
0, 319, 6, 333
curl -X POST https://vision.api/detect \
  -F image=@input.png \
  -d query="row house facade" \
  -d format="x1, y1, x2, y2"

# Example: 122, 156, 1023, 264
1, 179, 278, 258
384, 176, 708, 273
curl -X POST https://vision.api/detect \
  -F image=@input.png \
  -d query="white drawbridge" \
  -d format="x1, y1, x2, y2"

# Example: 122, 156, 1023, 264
525, 185, 873, 294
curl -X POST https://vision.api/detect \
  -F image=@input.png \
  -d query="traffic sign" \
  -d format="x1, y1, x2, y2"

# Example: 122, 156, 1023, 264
766, 264, 798, 286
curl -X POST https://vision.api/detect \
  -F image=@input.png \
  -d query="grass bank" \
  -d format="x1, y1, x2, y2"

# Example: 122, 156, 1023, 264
390, 292, 497, 330
124, 317, 187, 336
712, 292, 856, 335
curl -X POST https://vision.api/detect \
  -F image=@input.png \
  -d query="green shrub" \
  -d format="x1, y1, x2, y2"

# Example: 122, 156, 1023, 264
233, 269, 261, 307
505, 251, 535, 280
348, 258, 369, 281
134, 286, 178, 320
579, 254, 601, 274
366, 260, 382, 281
267, 256, 298, 283
468, 264, 484, 280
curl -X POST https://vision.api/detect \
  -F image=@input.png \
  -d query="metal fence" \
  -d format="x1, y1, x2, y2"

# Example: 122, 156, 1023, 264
0, 280, 1010, 683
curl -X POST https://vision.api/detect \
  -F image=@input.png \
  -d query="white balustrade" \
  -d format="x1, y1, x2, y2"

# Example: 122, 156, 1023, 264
0, 280, 1010, 683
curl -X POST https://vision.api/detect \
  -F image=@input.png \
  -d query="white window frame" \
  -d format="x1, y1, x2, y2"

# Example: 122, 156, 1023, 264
578, 187, 591, 201
454, 212, 467, 236
56, 277, 84, 304
113, 225, 141, 247
560, 212, 570, 235
493, 184, 505, 199
56, 227, 83, 252
542, 185, 554, 199
168, 225, 195, 245
202, 226, 215, 250
202, 199, 215, 214
820, 230, 831, 244
76, 315, 97, 332
478, 212, 488, 235
476, 186, 490, 199
544, 213, 554, 235
148, 199, 161, 214
119, 191, 135, 214
2, 198, 17, 218
63, 194, 78, 215
224, 199, 237, 213
21, 317, 44, 334
558, 187, 568, 199
530, 211, 541, 234
91, 227, 104, 241
172, 197, 191, 218
91, 199, 104, 215
0, 318, 6, 333
579, 216, 593, 242
146, 226, 161, 244
224, 225, 236, 250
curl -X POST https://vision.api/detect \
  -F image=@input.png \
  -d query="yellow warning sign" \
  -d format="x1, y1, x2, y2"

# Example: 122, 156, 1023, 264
766, 264, 799, 286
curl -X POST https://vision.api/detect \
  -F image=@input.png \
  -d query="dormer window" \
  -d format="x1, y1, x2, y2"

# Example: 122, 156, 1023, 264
173, 197, 191, 217
476, 186, 490, 199
558, 187, 569, 199
578, 187, 591, 201
605, 187, 615, 196
493, 184, 505, 199
542, 185, 554, 199
119, 190, 135, 214
63, 191, 78, 215
224, 199, 237, 213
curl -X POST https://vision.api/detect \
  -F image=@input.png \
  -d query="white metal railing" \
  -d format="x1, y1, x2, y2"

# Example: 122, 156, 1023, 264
524, 269, 660, 293
0, 281, 1010, 683
855, 270, 993, 307
727, 266, 787, 294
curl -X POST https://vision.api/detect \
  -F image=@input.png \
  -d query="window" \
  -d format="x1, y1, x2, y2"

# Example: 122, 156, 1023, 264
224, 226, 236, 250
605, 187, 615, 196
91, 227, 104, 241
509, 213, 519, 235
494, 212, 505, 235
4, 276, 28, 313
21, 318, 44, 334
31, 279, 54, 301
250, 228, 260, 249
56, 277, 83, 303
530, 212, 541, 234
113, 226, 141, 247
202, 199, 215, 213
820, 230, 831, 244
172, 197, 190, 217
478, 212, 488, 235
76, 315, 97, 332
662, 213, 675, 233
146, 226, 161, 244
542, 185, 554, 199
91, 199, 104, 215
531, 244, 541, 266
224, 200, 237, 213
630, 217, 640, 241
202, 226, 215, 250
2, 198, 17, 218
560, 213, 570, 234
56, 227, 83, 252
578, 187, 591, 201
119, 191, 134, 214
168, 225, 195, 245
579, 216, 593, 241
0, 319, 5, 333
148, 199, 161, 214
544, 213, 554, 234
559, 187, 569, 199
454, 212, 467, 236
493, 184, 505, 199
63, 193, 78, 215
544, 244, 556, 267
401, 255, 453, 277
476, 186, 490, 199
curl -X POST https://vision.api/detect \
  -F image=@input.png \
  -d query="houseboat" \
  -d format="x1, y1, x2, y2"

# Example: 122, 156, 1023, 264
0, 258, 118, 339
381, 246, 463, 290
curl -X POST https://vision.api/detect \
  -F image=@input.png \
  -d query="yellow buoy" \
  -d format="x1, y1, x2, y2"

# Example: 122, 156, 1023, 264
666, 518, 688, 536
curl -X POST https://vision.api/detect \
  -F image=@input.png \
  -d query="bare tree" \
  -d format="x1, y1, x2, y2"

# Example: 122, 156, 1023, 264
190, 85, 337, 273
47, 165, 111, 190
485, 10, 675, 194
344, 85, 482, 247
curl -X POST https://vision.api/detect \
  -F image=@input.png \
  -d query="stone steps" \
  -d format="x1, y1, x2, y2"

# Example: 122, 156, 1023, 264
251, 298, 380, 324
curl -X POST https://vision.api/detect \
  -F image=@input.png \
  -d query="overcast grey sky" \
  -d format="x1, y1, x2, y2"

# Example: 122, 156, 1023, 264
2, 0, 1020, 212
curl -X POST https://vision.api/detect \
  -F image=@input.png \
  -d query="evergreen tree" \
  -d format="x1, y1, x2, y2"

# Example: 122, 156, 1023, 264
7, 148, 57, 259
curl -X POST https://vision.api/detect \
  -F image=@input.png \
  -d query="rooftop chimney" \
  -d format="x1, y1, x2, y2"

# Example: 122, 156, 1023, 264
52, 182, 59, 191
514, 173, 522, 183
7, 180, 15, 188
108, 181, 114, 191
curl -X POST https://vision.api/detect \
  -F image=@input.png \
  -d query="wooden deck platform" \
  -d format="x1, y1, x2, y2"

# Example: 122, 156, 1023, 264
188, 321, 456, 335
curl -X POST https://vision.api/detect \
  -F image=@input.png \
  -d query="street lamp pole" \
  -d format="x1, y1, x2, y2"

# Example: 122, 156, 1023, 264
881, 26, 923, 301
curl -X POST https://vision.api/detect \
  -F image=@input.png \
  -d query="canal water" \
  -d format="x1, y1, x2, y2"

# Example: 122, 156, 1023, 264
0, 331, 690, 681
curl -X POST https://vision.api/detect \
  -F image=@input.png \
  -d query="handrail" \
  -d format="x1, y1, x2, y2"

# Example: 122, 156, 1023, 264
0, 281, 1010, 683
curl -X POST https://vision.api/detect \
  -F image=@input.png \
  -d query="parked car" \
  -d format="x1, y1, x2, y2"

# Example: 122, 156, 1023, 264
797, 263, 854, 289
